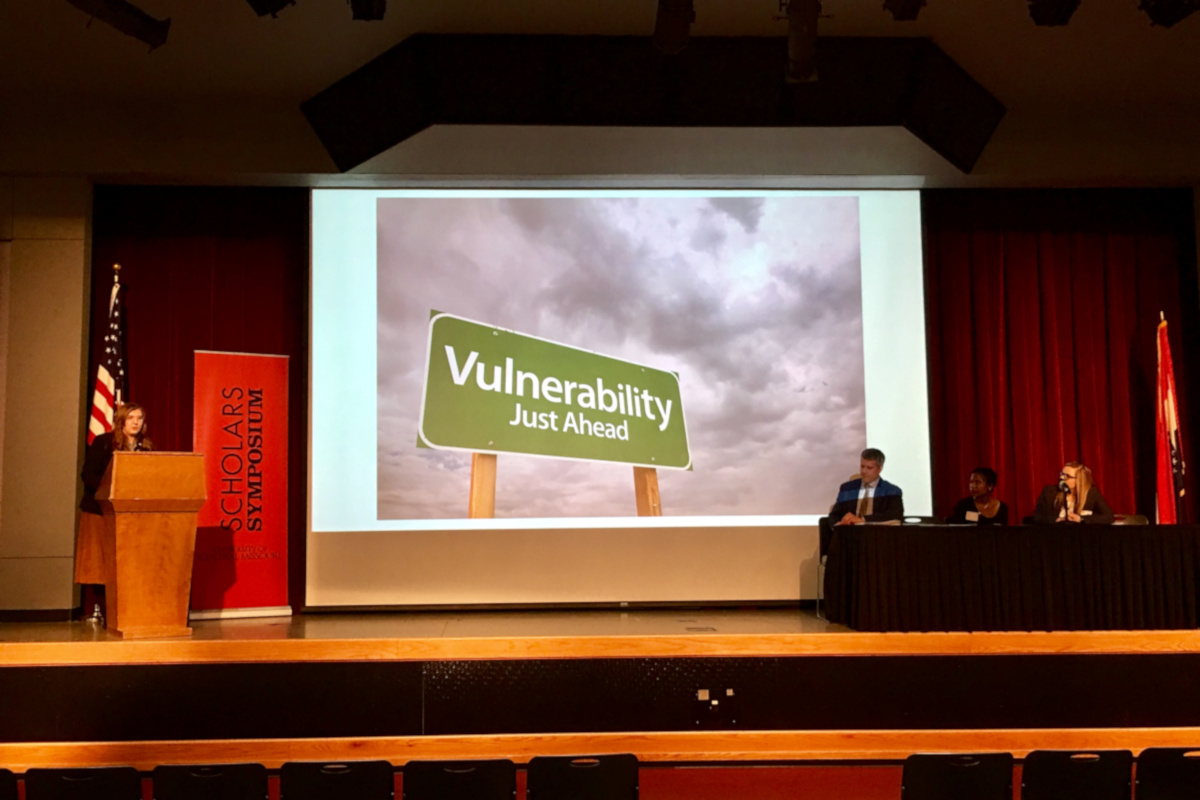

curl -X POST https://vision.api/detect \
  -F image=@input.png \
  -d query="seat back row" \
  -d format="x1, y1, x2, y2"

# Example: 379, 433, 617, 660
0, 754, 639, 800
903, 748, 1200, 800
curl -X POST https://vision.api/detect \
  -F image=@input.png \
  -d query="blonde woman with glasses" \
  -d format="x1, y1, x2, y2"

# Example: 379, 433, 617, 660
1032, 461, 1114, 524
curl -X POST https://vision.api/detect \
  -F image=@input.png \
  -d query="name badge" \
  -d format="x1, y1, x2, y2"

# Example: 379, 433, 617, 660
965, 511, 980, 522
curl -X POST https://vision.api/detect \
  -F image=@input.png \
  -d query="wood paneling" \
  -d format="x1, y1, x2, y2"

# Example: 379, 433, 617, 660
5, 629, 1200, 667
1, 728, 1198, 771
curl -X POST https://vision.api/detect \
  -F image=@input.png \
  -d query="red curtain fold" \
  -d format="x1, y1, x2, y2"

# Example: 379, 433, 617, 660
924, 189, 1200, 524
90, 186, 310, 609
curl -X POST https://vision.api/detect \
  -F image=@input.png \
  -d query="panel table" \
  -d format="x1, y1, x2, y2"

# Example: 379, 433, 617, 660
824, 524, 1200, 631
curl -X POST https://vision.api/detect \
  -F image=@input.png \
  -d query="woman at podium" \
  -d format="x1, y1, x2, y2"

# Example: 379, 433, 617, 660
75, 403, 153, 606
1032, 461, 1115, 524
946, 467, 1008, 525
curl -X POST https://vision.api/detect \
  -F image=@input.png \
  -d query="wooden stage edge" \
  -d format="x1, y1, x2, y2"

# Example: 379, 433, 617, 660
4, 729, 1200, 771
5, 629, 1200, 666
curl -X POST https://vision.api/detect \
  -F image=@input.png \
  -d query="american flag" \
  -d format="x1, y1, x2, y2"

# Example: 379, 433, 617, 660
87, 267, 125, 443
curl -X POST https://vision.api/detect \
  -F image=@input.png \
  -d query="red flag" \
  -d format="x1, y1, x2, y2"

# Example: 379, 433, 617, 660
1156, 315, 1185, 523
87, 266, 126, 443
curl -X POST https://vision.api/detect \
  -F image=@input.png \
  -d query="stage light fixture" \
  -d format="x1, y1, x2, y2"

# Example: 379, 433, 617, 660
653, 0, 695, 55
883, 0, 926, 21
1139, 0, 1200, 26
786, 0, 821, 83
245, 0, 295, 17
350, 0, 386, 21
66, 0, 170, 50
1027, 0, 1081, 26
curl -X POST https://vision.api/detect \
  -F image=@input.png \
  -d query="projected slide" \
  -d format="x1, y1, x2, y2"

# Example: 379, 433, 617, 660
377, 196, 864, 519
310, 189, 929, 534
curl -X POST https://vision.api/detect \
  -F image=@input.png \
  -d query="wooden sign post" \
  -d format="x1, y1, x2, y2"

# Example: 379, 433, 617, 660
468, 456, 665, 518
468, 453, 497, 518
633, 466, 662, 516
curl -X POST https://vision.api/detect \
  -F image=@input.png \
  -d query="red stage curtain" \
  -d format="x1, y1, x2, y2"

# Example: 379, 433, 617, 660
924, 189, 1199, 524
90, 186, 309, 608
87, 186, 1197, 613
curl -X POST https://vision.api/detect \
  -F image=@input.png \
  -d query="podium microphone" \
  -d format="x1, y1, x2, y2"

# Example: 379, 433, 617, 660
1058, 480, 1071, 494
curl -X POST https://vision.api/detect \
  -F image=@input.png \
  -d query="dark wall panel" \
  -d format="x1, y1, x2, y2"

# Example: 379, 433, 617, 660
3, 654, 1197, 743
423, 654, 1200, 734
301, 35, 1005, 173
0, 663, 423, 743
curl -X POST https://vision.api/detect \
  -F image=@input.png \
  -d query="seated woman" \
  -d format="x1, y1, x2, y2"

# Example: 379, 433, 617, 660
946, 467, 1008, 525
1032, 461, 1115, 524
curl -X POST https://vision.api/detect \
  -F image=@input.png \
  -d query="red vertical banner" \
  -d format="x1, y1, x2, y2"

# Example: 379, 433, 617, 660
192, 351, 290, 615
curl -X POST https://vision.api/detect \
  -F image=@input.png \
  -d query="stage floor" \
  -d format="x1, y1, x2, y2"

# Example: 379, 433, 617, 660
5, 606, 1200, 665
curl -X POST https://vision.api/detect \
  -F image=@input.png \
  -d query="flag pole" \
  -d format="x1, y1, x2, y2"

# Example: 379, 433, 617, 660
112, 264, 122, 406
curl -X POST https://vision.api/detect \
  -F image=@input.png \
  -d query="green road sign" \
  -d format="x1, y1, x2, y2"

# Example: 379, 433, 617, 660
418, 312, 691, 469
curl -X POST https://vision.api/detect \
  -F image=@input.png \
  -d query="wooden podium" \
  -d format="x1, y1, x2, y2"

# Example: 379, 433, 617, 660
96, 451, 207, 639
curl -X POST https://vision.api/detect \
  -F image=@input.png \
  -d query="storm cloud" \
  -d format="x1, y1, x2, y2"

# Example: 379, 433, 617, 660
376, 195, 865, 519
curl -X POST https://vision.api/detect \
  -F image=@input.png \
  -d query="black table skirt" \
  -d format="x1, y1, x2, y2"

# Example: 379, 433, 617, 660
823, 524, 1200, 632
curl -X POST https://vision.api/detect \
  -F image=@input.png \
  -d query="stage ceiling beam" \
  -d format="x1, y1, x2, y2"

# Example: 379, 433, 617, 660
300, 35, 1006, 175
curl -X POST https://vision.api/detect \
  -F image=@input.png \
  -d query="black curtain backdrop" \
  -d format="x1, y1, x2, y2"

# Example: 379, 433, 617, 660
90, 186, 310, 610
923, 189, 1200, 526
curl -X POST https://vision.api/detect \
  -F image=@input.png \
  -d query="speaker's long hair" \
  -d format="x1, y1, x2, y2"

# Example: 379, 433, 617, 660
1055, 461, 1094, 512
111, 402, 152, 452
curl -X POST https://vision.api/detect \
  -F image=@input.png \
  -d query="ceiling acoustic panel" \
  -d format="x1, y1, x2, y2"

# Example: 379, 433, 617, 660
301, 34, 1005, 174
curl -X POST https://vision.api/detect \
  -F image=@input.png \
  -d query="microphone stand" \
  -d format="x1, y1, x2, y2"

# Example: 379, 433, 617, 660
1058, 481, 1072, 521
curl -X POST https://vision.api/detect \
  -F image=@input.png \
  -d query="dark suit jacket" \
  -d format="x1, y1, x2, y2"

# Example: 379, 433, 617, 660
1032, 484, 1115, 524
829, 478, 905, 524
79, 432, 114, 515
79, 432, 152, 514
819, 478, 905, 558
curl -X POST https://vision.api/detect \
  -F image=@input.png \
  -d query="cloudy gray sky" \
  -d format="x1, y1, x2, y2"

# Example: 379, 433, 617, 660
377, 195, 865, 519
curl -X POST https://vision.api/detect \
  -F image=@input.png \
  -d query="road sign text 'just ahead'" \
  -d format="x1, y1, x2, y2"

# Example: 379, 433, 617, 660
418, 312, 691, 469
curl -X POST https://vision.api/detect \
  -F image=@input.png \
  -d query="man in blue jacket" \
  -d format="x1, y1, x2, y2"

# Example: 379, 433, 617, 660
830, 447, 904, 526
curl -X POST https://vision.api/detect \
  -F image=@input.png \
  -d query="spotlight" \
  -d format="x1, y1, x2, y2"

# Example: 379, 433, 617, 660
653, 0, 695, 55
65, 0, 170, 50
349, 0, 386, 20
787, 0, 821, 83
1027, 0, 1081, 26
1140, 0, 1200, 26
883, 0, 926, 21
245, 0, 295, 17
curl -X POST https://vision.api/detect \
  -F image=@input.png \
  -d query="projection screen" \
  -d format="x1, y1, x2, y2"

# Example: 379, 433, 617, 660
309, 189, 930, 608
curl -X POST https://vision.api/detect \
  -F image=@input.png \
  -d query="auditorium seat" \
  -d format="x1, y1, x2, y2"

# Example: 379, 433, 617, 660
901, 753, 1013, 800
280, 761, 394, 800
24, 767, 142, 800
526, 754, 638, 800
152, 763, 268, 800
1021, 750, 1132, 800
1135, 748, 1200, 800
401, 759, 515, 800
0, 769, 16, 800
